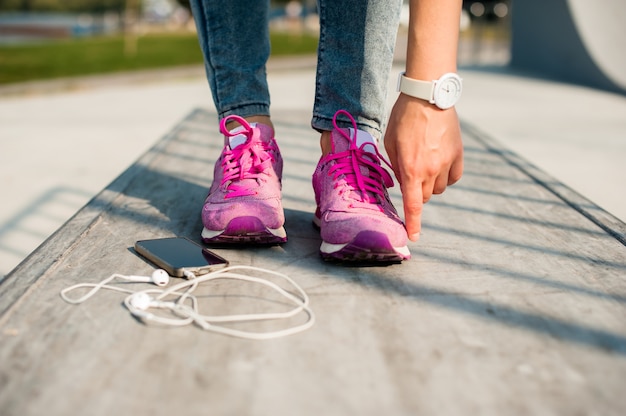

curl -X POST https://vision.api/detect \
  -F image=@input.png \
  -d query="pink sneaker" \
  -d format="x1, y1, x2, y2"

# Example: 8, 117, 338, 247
201, 115, 287, 244
312, 110, 410, 262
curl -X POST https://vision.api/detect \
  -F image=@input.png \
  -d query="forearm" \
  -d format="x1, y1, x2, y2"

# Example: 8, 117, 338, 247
405, 0, 462, 80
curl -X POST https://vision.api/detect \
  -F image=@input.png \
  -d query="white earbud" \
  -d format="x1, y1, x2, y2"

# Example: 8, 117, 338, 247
126, 269, 169, 287
129, 292, 153, 310
127, 292, 179, 323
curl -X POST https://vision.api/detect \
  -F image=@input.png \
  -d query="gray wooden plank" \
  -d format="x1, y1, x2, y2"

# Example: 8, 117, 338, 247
0, 108, 625, 416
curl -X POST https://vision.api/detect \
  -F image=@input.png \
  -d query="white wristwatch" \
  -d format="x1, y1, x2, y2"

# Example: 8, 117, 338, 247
397, 72, 462, 110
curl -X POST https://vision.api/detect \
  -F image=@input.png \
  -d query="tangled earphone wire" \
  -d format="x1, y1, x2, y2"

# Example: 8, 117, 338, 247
61, 266, 315, 340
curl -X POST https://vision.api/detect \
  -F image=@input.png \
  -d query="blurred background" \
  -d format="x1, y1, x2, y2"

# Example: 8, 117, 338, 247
0, 0, 512, 85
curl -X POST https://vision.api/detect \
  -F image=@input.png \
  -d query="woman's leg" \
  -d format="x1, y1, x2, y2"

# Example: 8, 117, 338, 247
189, 0, 272, 122
190, 0, 284, 244
313, 0, 403, 142
311, 0, 410, 262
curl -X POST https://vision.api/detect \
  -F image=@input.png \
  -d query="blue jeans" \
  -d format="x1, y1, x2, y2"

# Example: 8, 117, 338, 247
189, 0, 402, 139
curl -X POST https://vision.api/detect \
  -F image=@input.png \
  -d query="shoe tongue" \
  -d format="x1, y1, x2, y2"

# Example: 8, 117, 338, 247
351, 128, 377, 154
228, 123, 257, 149
333, 128, 377, 154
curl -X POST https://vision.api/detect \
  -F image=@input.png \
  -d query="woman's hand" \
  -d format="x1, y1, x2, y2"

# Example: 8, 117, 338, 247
384, 93, 464, 241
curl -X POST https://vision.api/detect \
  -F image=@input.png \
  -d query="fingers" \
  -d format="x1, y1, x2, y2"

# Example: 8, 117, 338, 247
403, 155, 463, 242
401, 179, 424, 242
448, 155, 464, 186
429, 149, 464, 197
431, 171, 449, 197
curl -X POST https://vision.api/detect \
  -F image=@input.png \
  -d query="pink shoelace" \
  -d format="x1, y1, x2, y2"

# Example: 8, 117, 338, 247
219, 115, 278, 199
327, 110, 395, 205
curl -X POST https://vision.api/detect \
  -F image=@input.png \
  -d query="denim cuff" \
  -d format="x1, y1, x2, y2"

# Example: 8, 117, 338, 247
311, 115, 383, 141
220, 103, 271, 121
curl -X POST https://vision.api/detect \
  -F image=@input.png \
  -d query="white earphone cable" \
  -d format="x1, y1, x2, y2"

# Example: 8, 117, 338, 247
61, 274, 146, 304
61, 265, 315, 339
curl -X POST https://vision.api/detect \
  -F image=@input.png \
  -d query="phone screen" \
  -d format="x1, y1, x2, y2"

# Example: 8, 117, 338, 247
135, 237, 228, 277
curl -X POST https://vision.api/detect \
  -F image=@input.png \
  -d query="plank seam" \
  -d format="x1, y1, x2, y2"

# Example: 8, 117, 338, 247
461, 120, 626, 247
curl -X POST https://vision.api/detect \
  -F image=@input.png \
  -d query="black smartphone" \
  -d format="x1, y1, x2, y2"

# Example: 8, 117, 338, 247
134, 237, 229, 277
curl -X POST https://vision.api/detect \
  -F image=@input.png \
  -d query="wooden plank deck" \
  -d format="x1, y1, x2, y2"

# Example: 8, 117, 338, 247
1, 108, 625, 416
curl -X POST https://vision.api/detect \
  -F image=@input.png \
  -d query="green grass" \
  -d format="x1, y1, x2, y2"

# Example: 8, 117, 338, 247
0, 31, 319, 85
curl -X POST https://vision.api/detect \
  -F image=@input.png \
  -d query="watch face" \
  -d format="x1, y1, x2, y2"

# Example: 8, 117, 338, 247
434, 74, 462, 109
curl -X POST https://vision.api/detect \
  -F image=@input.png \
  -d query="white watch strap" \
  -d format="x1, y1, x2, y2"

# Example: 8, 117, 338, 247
397, 73, 435, 102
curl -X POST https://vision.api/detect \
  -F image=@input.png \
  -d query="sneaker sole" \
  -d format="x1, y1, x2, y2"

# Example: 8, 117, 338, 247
319, 230, 410, 262
202, 216, 287, 244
